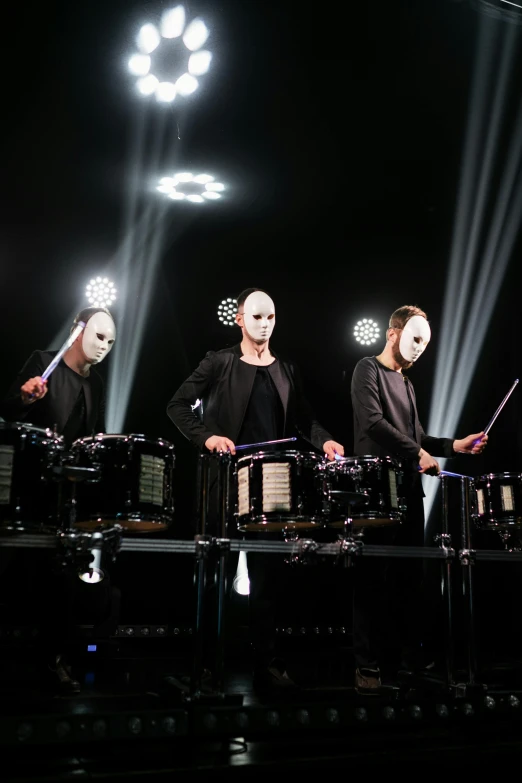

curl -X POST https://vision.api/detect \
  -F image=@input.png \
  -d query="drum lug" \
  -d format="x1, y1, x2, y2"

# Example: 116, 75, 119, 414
459, 548, 476, 566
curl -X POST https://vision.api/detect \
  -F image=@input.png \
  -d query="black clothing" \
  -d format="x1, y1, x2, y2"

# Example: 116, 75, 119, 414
167, 343, 332, 453
237, 363, 285, 447
167, 342, 334, 673
350, 355, 456, 670
351, 356, 454, 463
0, 350, 106, 442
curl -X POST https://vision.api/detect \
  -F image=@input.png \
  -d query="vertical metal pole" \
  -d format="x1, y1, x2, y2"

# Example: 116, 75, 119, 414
439, 476, 455, 687
191, 454, 210, 697
460, 476, 477, 685
213, 453, 231, 694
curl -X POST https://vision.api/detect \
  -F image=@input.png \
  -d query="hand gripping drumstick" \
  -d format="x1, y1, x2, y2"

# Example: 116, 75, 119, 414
29, 321, 86, 398
473, 378, 519, 446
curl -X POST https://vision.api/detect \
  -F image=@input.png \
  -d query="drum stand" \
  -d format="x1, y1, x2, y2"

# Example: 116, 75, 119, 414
190, 452, 241, 704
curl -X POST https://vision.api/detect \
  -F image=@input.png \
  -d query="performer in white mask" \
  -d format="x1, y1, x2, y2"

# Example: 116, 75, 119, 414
167, 287, 344, 696
350, 305, 487, 696
0, 305, 117, 695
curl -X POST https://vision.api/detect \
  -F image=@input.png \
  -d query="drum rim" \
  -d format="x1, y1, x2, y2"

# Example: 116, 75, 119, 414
0, 421, 63, 440
325, 454, 401, 468
71, 433, 175, 449
237, 449, 322, 463
474, 472, 522, 481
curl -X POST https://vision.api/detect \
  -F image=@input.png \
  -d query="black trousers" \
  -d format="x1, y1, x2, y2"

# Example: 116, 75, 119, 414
352, 492, 434, 670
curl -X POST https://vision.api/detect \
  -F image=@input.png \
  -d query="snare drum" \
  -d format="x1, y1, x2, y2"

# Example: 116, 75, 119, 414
472, 472, 522, 530
68, 434, 175, 532
0, 421, 65, 533
235, 450, 325, 532
324, 455, 405, 528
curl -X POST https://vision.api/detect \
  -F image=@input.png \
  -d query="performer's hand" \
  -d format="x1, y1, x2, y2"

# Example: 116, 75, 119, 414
453, 432, 488, 455
323, 440, 345, 461
418, 449, 440, 475
21, 376, 48, 404
205, 435, 236, 455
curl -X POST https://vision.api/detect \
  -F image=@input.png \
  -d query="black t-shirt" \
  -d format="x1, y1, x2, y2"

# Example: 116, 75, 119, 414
237, 363, 284, 449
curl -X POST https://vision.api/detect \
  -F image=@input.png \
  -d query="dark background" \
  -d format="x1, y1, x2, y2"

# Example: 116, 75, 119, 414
1, 0, 521, 543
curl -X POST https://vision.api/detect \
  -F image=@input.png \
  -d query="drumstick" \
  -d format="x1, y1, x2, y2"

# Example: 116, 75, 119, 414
439, 470, 474, 479
29, 322, 86, 397
235, 436, 297, 451
481, 378, 519, 437
42, 322, 87, 381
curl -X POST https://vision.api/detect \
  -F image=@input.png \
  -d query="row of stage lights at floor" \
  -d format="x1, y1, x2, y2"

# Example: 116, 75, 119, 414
8, 693, 521, 746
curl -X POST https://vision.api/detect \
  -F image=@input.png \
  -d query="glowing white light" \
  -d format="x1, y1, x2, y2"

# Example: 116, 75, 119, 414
175, 72, 199, 96
128, 54, 151, 76
193, 173, 214, 184
156, 82, 177, 102
160, 5, 185, 38
188, 50, 212, 76
129, 7, 211, 103
353, 319, 380, 345
79, 569, 103, 584
233, 551, 250, 595
86, 278, 117, 308
137, 24, 161, 54
217, 297, 238, 326
158, 173, 225, 204
137, 74, 158, 95
183, 18, 209, 51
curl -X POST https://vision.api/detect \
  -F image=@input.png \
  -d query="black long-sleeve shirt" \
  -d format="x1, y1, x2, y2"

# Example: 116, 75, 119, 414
351, 356, 455, 463
0, 350, 106, 443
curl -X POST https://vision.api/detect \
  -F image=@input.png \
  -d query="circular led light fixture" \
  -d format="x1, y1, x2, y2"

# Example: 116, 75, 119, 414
353, 318, 380, 345
217, 298, 237, 326
129, 5, 212, 103
157, 173, 225, 202
86, 278, 117, 308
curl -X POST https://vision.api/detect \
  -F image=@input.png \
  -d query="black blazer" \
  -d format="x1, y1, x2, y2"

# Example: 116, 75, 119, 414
166, 343, 333, 452
0, 350, 106, 436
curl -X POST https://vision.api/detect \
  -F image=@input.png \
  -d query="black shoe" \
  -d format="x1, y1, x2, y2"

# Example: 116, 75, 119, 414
398, 652, 436, 676
355, 667, 382, 696
51, 655, 81, 695
253, 658, 297, 695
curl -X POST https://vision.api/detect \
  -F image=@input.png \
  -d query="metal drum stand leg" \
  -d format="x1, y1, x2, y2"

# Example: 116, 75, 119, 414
212, 452, 232, 696
434, 476, 456, 690
458, 475, 483, 692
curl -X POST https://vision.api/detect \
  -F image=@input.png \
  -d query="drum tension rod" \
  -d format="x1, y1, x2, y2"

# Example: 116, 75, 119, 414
459, 548, 477, 566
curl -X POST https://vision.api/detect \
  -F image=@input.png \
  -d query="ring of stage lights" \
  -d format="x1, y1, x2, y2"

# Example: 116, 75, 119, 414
353, 319, 380, 345
217, 298, 237, 326
86, 278, 117, 308
157, 173, 225, 203
128, 6, 212, 103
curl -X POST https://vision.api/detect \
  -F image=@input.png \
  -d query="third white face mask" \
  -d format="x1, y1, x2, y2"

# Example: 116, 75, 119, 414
399, 315, 431, 363
241, 291, 275, 342
82, 312, 116, 364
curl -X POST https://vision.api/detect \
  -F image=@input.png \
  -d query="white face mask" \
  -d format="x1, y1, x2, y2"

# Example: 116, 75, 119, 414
81, 312, 116, 364
240, 291, 275, 342
399, 315, 431, 363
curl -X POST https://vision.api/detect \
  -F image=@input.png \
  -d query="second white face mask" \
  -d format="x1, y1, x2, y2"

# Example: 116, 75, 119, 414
241, 291, 275, 342
399, 315, 431, 363
82, 312, 116, 364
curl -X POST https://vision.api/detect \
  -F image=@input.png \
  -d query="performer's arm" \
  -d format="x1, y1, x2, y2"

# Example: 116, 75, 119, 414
351, 359, 421, 458
166, 353, 222, 451
0, 351, 47, 422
